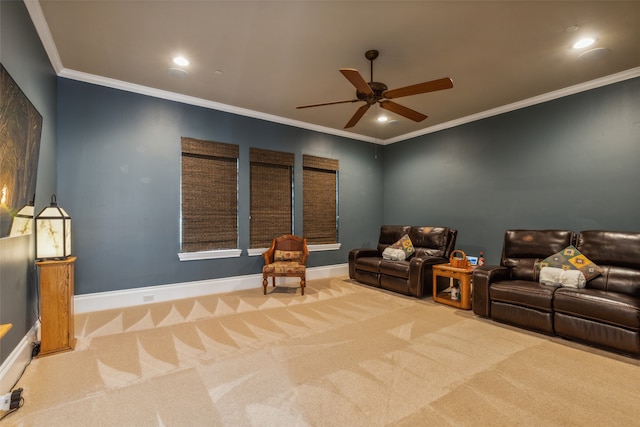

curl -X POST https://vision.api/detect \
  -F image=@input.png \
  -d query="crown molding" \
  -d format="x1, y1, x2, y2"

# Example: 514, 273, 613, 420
56, 66, 640, 146
23, 0, 63, 74
58, 68, 378, 144
384, 66, 640, 145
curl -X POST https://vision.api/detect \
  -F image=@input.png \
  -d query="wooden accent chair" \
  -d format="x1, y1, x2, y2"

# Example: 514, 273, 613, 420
262, 235, 309, 295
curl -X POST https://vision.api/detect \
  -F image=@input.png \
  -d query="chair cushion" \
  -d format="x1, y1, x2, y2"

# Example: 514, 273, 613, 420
274, 250, 303, 262
263, 262, 306, 274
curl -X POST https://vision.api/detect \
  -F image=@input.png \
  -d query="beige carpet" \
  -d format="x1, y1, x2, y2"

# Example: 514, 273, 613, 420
5, 276, 640, 426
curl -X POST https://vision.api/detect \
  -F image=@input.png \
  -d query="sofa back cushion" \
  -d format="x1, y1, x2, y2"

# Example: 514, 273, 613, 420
576, 230, 640, 296
408, 226, 452, 257
377, 225, 411, 254
502, 230, 576, 281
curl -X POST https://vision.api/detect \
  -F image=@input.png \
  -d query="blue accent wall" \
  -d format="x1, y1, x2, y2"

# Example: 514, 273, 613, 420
0, 0, 57, 365
383, 78, 640, 264
57, 80, 384, 295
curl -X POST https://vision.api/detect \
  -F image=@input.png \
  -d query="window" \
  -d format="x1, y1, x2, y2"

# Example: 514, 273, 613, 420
303, 154, 339, 244
181, 137, 239, 253
249, 148, 294, 248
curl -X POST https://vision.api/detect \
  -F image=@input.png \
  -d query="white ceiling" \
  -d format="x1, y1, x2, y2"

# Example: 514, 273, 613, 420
28, 1, 640, 143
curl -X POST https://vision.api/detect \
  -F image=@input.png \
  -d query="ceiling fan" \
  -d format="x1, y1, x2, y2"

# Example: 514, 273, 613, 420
296, 50, 454, 128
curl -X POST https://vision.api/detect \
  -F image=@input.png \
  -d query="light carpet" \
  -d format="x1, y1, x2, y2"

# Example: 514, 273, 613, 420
5, 276, 640, 426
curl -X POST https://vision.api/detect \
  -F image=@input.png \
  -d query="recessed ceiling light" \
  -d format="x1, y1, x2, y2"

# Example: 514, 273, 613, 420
173, 56, 190, 67
578, 47, 610, 60
168, 67, 188, 77
573, 38, 595, 49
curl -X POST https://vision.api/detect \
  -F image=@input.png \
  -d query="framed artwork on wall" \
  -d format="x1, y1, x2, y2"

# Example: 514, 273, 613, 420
0, 63, 43, 238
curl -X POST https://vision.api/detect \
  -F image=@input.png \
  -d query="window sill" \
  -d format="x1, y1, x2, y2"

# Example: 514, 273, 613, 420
180, 243, 341, 261
178, 249, 242, 261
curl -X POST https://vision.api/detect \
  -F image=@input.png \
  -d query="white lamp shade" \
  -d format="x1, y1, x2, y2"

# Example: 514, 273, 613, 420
10, 204, 35, 236
36, 199, 72, 260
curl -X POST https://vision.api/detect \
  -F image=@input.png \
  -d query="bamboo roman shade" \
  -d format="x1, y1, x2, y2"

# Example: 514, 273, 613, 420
250, 148, 294, 248
181, 137, 239, 252
303, 154, 339, 245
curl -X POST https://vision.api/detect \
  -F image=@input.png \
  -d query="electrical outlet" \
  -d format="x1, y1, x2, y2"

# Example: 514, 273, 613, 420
1, 388, 22, 411
143, 294, 154, 302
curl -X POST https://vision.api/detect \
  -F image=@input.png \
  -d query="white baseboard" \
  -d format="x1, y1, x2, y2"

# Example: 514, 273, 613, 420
0, 323, 38, 395
74, 263, 349, 314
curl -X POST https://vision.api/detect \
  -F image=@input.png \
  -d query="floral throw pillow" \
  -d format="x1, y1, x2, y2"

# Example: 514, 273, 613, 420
537, 245, 602, 281
390, 234, 415, 259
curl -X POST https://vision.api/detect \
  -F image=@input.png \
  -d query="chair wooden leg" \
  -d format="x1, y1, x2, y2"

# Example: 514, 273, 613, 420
301, 276, 306, 295
263, 275, 268, 295
272, 277, 276, 288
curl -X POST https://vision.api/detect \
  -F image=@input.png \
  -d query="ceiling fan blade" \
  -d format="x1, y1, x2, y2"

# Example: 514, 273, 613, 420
340, 68, 374, 96
383, 77, 453, 99
344, 104, 370, 128
296, 99, 359, 109
379, 100, 427, 122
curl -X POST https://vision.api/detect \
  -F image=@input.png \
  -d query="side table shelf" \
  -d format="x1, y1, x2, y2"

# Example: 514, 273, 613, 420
432, 263, 474, 310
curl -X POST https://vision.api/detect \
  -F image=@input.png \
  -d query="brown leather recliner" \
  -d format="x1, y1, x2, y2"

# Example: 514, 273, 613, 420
474, 229, 640, 357
472, 230, 576, 334
349, 225, 457, 298
553, 231, 640, 356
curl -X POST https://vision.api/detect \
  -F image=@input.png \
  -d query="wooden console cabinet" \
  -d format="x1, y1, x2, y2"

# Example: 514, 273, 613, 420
36, 257, 77, 356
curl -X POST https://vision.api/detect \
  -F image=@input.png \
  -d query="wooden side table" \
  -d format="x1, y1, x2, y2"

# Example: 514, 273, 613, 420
432, 263, 474, 310
36, 257, 77, 356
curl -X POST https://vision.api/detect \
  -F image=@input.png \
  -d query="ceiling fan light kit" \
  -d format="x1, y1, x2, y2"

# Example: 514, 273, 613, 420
297, 50, 453, 129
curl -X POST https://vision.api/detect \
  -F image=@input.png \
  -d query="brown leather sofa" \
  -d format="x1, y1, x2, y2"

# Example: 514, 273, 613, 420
473, 229, 640, 357
349, 225, 457, 298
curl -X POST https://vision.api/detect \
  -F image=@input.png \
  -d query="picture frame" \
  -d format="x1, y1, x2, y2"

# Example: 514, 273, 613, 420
0, 63, 43, 238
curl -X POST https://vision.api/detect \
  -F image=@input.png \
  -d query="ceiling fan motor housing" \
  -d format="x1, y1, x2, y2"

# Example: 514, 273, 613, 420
357, 81, 388, 104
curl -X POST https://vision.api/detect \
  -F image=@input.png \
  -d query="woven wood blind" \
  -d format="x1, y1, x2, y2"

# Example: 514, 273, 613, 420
303, 154, 338, 244
181, 137, 239, 252
250, 148, 294, 248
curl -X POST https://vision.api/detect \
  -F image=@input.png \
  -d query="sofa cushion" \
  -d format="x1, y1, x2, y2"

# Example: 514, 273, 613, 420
408, 226, 449, 257
502, 230, 576, 281
355, 257, 383, 273
490, 280, 557, 311
537, 245, 601, 281
554, 288, 640, 331
376, 225, 411, 254
576, 230, 640, 270
379, 260, 410, 279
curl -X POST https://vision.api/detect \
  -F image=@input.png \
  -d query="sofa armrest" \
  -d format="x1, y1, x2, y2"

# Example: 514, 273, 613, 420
472, 265, 509, 317
348, 248, 380, 278
408, 255, 448, 297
